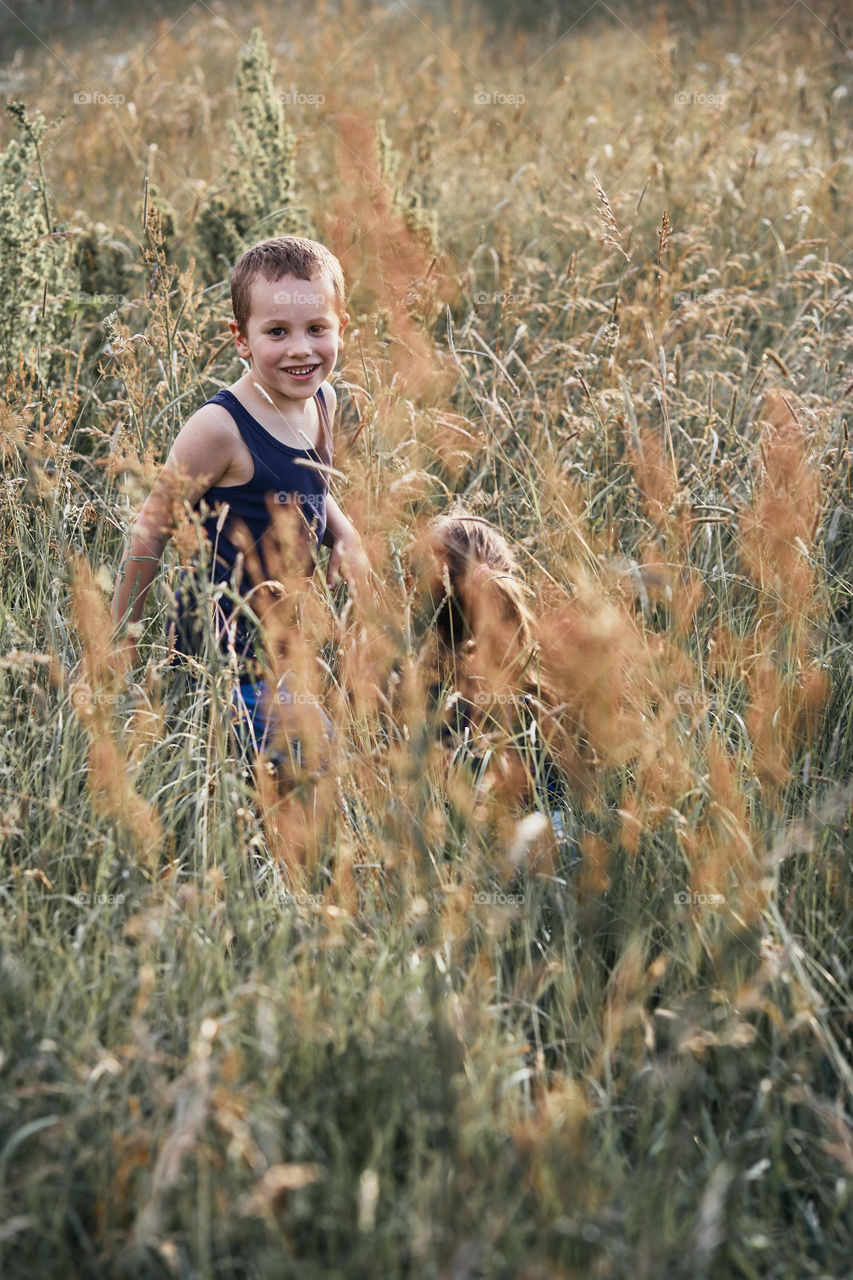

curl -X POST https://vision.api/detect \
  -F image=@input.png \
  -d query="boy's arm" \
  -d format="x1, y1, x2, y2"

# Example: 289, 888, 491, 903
111, 404, 238, 661
319, 381, 371, 594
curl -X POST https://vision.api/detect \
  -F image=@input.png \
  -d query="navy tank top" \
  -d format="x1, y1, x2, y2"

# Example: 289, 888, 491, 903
170, 385, 333, 660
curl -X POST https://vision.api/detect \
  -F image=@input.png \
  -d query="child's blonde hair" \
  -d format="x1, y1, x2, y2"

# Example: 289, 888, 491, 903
411, 511, 537, 701
231, 235, 347, 333
411, 510, 591, 804
418, 511, 531, 643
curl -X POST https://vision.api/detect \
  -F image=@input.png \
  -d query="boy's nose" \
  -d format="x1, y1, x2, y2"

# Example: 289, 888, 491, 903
284, 335, 312, 357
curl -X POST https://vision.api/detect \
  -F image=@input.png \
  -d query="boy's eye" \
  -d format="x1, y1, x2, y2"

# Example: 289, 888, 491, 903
267, 325, 328, 335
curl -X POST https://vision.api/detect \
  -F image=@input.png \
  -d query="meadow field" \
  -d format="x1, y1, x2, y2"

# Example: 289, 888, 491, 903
1, 0, 852, 1275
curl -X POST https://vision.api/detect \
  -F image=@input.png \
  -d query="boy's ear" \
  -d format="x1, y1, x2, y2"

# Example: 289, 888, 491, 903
229, 318, 251, 359
337, 310, 350, 351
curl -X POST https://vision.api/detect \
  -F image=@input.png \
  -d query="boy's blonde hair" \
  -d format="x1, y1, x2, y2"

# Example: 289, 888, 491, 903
231, 235, 347, 334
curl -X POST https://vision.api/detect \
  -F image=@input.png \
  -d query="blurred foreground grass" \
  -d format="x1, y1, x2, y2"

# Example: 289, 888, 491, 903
1, 1, 852, 1276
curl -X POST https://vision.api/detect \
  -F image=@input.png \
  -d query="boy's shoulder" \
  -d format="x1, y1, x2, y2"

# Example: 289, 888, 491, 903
165, 394, 245, 491
173, 397, 243, 450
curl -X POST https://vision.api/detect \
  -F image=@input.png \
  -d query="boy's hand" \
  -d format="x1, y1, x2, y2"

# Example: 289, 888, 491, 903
323, 494, 372, 599
327, 533, 372, 598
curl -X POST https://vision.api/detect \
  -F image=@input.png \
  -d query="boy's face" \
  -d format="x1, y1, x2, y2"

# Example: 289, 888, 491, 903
230, 271, 348, 406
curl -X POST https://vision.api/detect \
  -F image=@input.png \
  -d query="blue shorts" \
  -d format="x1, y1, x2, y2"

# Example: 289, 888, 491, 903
232, 675, 334, 772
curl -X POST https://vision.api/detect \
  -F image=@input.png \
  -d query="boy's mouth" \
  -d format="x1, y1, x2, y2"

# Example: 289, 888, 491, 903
281, 363, 320, 379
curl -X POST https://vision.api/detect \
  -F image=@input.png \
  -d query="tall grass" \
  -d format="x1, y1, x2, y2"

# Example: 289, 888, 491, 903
1, 1, 852, 1276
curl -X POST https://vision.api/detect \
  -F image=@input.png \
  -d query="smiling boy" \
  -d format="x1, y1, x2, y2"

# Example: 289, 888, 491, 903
112, 235, 368, 751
